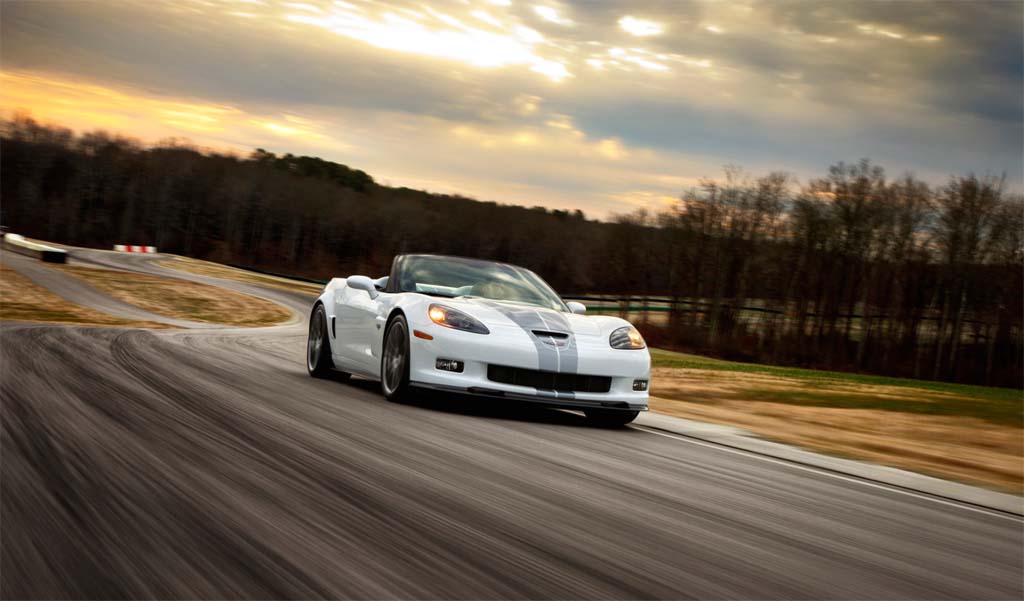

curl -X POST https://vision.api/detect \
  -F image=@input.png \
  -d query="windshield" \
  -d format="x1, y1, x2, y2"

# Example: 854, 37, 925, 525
396, 256, 567, 311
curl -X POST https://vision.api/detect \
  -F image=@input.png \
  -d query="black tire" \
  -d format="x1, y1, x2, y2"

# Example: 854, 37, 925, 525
381, 314, 412, 402
584, 409, 640, 428
307, 304, 336, 378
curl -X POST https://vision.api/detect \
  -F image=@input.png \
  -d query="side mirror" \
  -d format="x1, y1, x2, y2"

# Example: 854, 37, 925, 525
567, 301, 586, 315
348, 275, 379, 299
373, 276, 389, 290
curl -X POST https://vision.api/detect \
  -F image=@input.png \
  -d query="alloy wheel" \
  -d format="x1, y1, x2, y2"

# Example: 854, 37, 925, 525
383, 321, 406, 394
308, 310, 323, 370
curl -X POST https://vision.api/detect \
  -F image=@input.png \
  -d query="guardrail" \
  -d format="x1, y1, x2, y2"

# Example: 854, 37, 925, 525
1, 233, 67, 263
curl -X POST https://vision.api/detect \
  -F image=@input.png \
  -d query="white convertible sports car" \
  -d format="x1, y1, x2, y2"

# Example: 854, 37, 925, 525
307, 254, 650, 426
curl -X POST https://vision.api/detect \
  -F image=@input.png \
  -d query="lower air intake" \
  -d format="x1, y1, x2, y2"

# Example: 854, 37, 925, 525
487, 365, 612, 393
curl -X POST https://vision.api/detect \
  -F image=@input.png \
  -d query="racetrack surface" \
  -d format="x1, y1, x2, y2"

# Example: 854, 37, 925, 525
2, 249, 1021, 599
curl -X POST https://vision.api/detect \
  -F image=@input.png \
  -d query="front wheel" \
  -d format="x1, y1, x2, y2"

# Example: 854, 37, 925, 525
307, 304, 336, 378
584, 409, 640, 428
381, 315, 412, 402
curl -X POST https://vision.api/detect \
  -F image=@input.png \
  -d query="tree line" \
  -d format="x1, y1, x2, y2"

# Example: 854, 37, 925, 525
2, 114, 1020, 387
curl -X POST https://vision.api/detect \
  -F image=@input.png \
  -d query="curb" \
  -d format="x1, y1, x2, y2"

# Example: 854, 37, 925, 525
635, 411, 1024, 517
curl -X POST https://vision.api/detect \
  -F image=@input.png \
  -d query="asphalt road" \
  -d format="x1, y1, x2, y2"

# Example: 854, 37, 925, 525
2, 249, 1021, 599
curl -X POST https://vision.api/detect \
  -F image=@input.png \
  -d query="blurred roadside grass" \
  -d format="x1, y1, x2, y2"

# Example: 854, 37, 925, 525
650, 348, 1023, 492
651, 348, 1021, 422
0, 263, 171, 328
56, 265, 292, 327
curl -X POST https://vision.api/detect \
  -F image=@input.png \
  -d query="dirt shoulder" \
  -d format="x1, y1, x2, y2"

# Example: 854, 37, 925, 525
55, 264, 292, 327
0, 263, 171, 329
649, 359, 1023, 493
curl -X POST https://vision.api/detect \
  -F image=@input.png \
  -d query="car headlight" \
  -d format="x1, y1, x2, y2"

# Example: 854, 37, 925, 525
428, 304, 490, 334
610, 326, 645, 349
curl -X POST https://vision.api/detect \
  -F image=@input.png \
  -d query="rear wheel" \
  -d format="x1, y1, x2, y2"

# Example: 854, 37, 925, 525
307, 304, 336, 378
381, 315, 412, 402
584, 409, 640, 428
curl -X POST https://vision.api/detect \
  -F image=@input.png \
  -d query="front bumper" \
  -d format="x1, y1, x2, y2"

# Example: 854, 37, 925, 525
407, 322, 650, 411
411, 382, 647, 411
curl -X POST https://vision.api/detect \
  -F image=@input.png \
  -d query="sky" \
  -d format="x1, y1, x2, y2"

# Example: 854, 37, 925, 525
2, 0, 1022, 217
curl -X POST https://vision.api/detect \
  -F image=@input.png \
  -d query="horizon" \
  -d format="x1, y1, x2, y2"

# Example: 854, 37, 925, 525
2, 0, 1022, 217
14, 110, 1022, 225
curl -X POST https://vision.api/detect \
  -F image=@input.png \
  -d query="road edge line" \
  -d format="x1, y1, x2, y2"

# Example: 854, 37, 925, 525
633, 413, 1024, 518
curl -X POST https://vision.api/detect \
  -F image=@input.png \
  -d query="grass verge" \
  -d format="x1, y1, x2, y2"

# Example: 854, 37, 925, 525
0, 263, 170, 328
649, 348, 1023, 492
651, 349, 1021, 410
160, 257, 323, 295
57, 265, 292, 327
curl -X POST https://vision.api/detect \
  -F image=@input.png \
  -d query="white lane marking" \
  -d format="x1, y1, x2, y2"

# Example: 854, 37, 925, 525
632, 425, 1023, 522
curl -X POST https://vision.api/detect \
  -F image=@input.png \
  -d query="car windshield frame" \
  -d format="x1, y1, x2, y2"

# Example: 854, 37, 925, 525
392, 255, 568, 312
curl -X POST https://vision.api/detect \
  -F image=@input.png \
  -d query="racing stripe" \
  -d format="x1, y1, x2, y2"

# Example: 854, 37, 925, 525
534, 309, 578, 375
475, 300, 580, 377
483, 303, 559, 372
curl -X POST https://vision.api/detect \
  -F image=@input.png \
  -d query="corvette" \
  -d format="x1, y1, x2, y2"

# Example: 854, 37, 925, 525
307, 254, 649, 426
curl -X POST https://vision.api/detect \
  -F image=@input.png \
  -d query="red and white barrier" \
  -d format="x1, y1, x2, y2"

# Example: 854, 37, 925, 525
114, 245, 157, 253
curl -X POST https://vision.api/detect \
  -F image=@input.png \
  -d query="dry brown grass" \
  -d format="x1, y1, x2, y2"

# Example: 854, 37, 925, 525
650, 366, 1024, 493
160, 258, 323, 294
57, 265, 292, 327
0, 263, 171, 328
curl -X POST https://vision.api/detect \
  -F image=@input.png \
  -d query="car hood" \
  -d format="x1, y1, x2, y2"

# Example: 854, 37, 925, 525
434, 297, 611, 337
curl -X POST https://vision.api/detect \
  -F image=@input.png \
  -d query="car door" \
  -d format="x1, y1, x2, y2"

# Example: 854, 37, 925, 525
333, 284, 382, 375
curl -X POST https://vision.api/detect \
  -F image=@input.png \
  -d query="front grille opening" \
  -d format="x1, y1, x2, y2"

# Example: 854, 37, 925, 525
532, 330, 569, 339
487, 365, 611, 393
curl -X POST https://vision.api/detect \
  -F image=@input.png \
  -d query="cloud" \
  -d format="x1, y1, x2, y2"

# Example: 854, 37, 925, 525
1, 0, 1020, 218
532, 6, 572, 26
283, 4, 572, 80
618, 16, 664, 36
